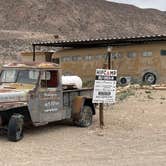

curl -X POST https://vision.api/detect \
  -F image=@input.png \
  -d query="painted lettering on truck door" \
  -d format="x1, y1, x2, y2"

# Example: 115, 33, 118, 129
38, 70, 63, 123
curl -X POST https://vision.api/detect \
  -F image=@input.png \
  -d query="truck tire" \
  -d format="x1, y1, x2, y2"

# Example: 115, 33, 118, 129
7, 114, 24, 142
143, 73, 156, 85
75, 105, 93, 127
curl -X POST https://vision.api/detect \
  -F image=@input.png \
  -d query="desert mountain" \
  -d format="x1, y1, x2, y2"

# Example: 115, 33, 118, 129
0, 0, 165, 59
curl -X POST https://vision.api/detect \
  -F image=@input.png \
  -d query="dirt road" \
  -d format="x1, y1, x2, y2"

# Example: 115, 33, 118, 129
0, 89, 166, 166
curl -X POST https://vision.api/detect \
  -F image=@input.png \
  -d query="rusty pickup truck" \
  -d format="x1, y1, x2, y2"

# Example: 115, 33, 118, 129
0, 62, 95, 141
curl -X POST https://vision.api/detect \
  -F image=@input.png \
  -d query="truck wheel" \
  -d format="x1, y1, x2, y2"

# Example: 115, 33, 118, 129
76, 105, 93, 127
7, 114, 24, 142
143, 73, 156, 85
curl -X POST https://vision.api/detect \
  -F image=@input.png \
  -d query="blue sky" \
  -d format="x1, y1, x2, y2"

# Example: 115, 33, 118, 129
107, 0, 166, 11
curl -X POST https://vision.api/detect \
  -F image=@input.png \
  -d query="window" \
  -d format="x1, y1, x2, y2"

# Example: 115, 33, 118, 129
111, 52, 116, 59
96, 55, 105, 60
84, 55, 92, 61
0, 70, 17, 83
117, 52, 123, 58
103, 55, 107, 59
127, 52, 137, 58
0, 69, 39, 84
41, 70, 58, 88
111, 52, 123, 59
142, 51, 153, 57
17, 70, 39, 84
160, 50, 166, 56
61, 56, 71, 62
45, 54, 52, 62
77, 56, 82, 61
72, 56, 78, 61
52, 58, 60, 64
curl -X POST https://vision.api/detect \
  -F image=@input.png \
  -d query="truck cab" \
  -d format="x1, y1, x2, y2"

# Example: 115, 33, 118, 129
0, 62, 95, 141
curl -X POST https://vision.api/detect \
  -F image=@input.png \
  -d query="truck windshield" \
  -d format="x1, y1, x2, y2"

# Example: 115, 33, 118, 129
0, 69, 39, 84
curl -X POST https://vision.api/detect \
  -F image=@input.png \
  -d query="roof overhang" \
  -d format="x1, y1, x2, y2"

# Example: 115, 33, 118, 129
32, 34, 166, 48
31, 34, 166, 61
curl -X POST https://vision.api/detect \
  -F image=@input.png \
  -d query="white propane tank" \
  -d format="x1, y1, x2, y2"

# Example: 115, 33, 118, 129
62, 76, 83, 89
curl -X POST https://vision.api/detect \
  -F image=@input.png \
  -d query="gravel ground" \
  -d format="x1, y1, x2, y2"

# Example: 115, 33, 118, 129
0, 89, 166, 166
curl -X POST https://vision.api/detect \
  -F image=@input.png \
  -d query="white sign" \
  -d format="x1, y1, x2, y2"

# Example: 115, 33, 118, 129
92, 69, 117, 104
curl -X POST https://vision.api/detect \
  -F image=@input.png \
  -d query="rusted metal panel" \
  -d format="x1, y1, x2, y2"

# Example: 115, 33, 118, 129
71, 96, 85, 121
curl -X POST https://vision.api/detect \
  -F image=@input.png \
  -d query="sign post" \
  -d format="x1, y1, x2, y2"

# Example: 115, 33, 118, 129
99, 102, 104, 128
93, 46, 117, 128
93, 69, 117, 128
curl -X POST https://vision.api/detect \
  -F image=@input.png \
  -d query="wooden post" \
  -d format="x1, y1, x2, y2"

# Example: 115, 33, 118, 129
99, 46, 112, 129
99, 103, 104, 128
107, 46, 112, 70
108, 51, 111, 69
32, 44, 36, 62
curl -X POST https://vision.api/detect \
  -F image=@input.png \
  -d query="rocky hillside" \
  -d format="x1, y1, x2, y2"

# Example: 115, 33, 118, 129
0, 0, 165, 60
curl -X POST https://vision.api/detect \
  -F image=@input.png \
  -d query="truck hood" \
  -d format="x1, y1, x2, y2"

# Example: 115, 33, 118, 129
0, 89, 27, 103
0, 89, 28, 103
0, 83, 34, 103
0, 85, 32, 110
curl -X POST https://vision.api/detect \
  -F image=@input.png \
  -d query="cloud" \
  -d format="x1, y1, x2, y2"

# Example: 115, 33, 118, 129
107, 0, 166, 11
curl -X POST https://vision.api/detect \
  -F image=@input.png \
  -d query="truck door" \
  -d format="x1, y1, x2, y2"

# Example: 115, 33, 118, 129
38, 69, 64, 123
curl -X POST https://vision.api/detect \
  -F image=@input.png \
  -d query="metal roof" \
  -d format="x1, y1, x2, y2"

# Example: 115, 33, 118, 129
32, 34, 166, 48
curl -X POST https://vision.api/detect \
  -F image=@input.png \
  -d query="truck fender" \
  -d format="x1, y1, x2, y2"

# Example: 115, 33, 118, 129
71, 96, 95, 121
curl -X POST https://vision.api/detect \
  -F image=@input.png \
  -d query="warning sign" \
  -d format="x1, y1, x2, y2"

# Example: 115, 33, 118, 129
92, 69, 117, 104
